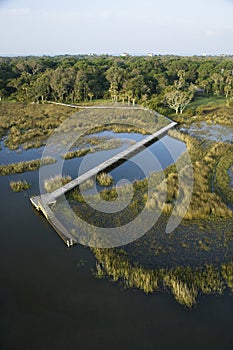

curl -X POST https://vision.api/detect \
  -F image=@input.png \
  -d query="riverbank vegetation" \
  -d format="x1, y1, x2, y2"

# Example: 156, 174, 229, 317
44, 175, 71, 193
0, 157, 56, 176
9, 179, 31, 192
93, 248, 233, 308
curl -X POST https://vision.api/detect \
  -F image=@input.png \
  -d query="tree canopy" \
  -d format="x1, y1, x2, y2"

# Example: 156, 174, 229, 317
0, 54, 233, 113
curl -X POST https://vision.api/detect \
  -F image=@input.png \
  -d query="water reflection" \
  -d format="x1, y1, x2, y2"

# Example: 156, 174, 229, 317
181, 122, 233, 143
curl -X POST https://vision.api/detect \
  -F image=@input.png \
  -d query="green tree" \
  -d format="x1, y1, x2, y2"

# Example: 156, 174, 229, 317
164, 89, 193, 114
105, 65, 125, 101
164, 70, 194, 114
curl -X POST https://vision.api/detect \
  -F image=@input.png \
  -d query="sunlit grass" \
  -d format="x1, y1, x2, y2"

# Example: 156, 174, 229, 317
0, 102, 76, 149
93, 248, 226, 308
0, 157, 56, 176
44, 175, 72, 193
96, 172, 113, 186
9, 180, 31, 192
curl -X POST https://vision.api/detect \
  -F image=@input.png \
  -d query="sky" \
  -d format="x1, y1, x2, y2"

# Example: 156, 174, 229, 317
0, 0, 233, 56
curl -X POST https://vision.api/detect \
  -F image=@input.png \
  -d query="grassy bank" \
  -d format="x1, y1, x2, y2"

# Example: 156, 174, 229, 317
0, 102, 77, 149
175, 97, 233, 126
215, 152, 233, 203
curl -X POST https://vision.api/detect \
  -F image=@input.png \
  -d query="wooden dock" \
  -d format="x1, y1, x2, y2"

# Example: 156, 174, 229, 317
30, 121, 177, 246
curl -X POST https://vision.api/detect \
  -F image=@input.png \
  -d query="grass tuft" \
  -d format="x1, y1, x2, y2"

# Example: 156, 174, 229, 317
10, 180, 31, 192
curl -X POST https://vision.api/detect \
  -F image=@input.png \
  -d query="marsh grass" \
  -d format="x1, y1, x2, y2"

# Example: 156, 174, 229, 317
96, 172, 113, 186
44, 175, 71, 193
0, 102, 76, 149
89, 133, 232, 219
9, 180, 31, 192
93, 248, 226, 308
222, 262, 233, 291
215, 152, 233, 203
64, 148, 90, 159
0, 157, 56, 176
163, 275, 198, 308
79, 178, 95, 192
63, 138, 124, 160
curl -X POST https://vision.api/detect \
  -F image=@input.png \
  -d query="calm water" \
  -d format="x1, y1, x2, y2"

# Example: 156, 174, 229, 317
1, 132, 233, 350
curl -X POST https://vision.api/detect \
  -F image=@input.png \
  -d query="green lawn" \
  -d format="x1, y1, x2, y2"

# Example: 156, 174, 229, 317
188, 95, 226, 110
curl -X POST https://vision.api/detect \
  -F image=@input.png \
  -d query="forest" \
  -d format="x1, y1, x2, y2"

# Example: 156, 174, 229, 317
0, 54, 233, 114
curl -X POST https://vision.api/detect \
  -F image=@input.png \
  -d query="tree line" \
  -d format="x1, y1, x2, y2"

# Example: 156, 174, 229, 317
0, 54, 233, 114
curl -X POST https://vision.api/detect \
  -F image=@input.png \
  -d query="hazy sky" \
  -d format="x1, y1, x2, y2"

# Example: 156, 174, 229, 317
0, 0, 233, 56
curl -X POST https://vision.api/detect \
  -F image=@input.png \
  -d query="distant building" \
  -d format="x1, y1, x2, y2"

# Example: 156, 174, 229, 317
121, 52, 130, 57
147, 53, 154, 57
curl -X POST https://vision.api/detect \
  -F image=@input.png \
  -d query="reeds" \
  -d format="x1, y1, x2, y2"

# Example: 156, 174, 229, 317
96, 172, 113, 186
9, 180, 31, 192
44, 175, 71, 193
64, 148, 90, 159
92, 248, 226, 308
0, 102, 169, 150
0, 157, 56, 176
79, 178, 95, 191
0, 102, 76, 149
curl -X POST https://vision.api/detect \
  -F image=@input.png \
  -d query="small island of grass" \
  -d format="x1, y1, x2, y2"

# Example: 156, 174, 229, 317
10, 180, 31, 192
96, 172, 113, 187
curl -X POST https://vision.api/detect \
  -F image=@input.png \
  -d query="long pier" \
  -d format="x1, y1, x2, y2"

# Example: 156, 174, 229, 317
30, 121, 177, 246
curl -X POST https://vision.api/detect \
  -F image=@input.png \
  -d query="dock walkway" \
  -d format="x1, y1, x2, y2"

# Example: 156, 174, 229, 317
30, 121, 177, 246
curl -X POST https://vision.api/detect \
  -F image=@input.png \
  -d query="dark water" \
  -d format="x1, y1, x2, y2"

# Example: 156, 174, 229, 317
1, 133, 233, 350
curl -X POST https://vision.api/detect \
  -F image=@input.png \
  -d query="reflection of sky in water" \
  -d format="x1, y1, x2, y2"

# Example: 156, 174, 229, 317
181, 122, 233, 143
1, 130, 187, 186
62, 132, 187, 183
0, 137, 44, 165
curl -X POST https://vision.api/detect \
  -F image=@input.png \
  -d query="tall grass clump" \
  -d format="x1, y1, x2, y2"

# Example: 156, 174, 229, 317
96, 172, 113, 186
9, 180, 31, 192
44, 175, 71, 193
63, 148, 90, 159
163, 274, 198, 308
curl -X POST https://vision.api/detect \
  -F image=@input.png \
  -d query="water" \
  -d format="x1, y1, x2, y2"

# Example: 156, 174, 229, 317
62, 131, 186, 183
180, 122, 233, 143
1, 132, 233, 350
